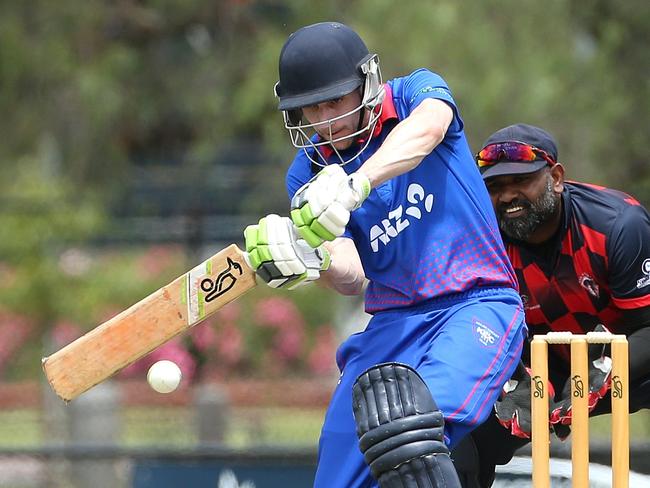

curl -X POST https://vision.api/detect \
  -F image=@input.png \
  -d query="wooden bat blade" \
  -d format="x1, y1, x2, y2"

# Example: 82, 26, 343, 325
42, 244, 256, 402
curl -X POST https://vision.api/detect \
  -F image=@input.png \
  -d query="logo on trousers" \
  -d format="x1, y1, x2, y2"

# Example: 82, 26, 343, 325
474, 319, 500, 346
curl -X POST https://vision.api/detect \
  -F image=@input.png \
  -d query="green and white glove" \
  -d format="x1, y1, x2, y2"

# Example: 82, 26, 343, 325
290, 165, 371, 248
244, 214, 331, 290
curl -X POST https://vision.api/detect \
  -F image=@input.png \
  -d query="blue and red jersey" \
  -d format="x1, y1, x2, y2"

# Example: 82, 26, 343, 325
286, 68, 517, 313
506, 181, 650, 361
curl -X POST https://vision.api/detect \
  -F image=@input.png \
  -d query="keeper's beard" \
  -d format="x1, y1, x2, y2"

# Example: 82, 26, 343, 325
498, 176, 559, 242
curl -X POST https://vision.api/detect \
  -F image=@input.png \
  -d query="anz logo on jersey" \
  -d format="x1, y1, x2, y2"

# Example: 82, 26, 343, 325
368, 183, 434, 252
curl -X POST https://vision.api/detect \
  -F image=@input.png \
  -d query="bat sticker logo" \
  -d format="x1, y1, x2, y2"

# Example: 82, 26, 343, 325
200, 257, 243, 302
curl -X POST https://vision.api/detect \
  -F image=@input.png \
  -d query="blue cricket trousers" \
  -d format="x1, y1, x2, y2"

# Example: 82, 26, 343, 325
314, 286, 527, 488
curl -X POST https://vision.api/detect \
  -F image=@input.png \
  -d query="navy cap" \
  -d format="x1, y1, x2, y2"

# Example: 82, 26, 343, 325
478, 124, 559, 179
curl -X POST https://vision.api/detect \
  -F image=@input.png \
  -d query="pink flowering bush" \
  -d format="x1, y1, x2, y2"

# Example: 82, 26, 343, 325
0, 310, 35, 373
0, 244, 340, 382
122, 290, 340, 383
254, 297, 306, 362
308, 325, 338, 376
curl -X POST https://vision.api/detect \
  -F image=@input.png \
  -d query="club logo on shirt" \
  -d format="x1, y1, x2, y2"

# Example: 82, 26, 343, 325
473, 318, 500, 347
578, 273, 600, 298
368, 183, 434, 252
409, 86, 451, 105
637, 258, 650, 289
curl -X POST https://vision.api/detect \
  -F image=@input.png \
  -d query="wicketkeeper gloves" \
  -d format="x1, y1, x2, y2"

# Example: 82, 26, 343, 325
495, 324, 614, 441
549, 325, 613, 430
244, 214, 330, 290
494, 361, 553, 439
290, 165, 370, 248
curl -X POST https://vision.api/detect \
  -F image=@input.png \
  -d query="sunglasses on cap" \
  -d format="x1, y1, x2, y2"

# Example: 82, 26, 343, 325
476, 141, 557, 169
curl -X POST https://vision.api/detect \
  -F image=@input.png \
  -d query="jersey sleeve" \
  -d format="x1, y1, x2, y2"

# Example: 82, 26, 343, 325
286, 157, 309, 200
607, 203, 650, 310
396, 68, 464, 134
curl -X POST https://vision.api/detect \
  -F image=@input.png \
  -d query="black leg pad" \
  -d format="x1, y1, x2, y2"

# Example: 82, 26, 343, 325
352, 362, 462, 488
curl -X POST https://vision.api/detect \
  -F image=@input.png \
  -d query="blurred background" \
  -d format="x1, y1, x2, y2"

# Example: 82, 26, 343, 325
0, 0, 648, 486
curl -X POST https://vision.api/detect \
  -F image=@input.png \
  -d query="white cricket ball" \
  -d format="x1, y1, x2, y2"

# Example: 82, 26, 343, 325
147, 360, 182, 393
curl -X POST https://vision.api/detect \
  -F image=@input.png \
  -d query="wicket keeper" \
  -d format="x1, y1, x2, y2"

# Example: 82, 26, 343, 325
453, 123, 650, 487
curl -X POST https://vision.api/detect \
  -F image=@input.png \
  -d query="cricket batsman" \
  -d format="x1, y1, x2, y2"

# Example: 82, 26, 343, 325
243, 22, 527, 487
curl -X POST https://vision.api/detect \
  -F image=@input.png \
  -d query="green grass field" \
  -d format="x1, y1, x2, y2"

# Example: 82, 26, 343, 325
0, 407, 647, 449
0, 406, 326, 449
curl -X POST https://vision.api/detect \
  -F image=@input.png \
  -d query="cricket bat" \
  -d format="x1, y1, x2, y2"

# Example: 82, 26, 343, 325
42, 244, 257, 402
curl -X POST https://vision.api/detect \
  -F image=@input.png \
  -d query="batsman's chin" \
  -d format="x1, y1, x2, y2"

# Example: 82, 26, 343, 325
326, 135, 354, 151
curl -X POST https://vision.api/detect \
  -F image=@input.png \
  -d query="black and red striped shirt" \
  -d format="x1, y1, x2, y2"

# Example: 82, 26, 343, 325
506, 181, 650, 362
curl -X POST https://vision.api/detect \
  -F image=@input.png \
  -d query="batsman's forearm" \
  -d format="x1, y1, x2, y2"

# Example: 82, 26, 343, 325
358, 98, 452, 188
320, 238, 366, 296
321, 265, 366, 295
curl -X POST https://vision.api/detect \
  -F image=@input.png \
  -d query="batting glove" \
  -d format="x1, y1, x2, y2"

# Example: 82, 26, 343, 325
290, 165, 371, 248
244, 214, 331, 290
549, 324, 613, 428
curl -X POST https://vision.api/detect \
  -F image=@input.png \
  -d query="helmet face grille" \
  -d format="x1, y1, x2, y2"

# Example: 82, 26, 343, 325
275, 23, 386, 167
282, 82, 385, 168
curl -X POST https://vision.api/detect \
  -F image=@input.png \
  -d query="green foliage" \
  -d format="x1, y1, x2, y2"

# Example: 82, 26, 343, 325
3, 0, 647, 202
175, 281, 341, 380
1, 0, 648, 382
0, 154, 103, 322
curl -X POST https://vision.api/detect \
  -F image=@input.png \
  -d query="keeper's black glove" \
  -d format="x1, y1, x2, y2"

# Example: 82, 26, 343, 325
549, 324, 612, 437
494, 361, 558, 438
